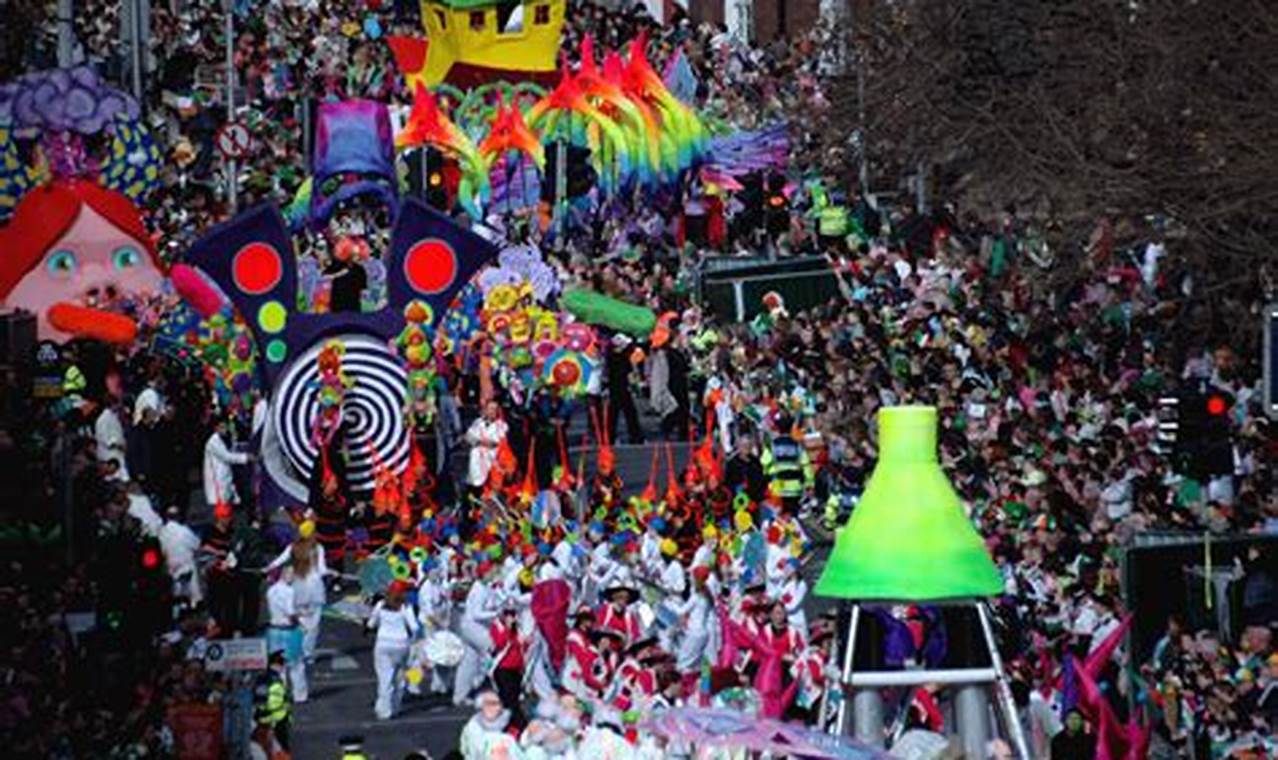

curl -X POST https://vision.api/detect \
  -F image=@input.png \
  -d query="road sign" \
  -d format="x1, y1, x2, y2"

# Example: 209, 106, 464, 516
204, 637, 267, 671
215, 122, 252, 159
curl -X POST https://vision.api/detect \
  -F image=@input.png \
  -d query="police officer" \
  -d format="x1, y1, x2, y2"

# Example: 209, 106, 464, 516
809, 178, 849, 256
254, 651, 292, 750
819, 445, 864, 530
760, 413, 813, 514
339, 735, 369, 759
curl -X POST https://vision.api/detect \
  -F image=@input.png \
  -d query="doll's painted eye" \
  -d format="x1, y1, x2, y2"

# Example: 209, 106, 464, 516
113, 246, 141, 270
46, 250, 78, 278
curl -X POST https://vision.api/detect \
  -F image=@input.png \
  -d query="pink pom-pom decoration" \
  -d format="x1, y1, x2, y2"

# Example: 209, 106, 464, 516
171, 264, 225, 318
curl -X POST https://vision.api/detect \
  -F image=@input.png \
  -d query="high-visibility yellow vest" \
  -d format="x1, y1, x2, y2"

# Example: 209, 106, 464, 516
818, 204, 849, 237
761, 436, 812, 498
62, 364, 86, 394
254, 676, 289, 726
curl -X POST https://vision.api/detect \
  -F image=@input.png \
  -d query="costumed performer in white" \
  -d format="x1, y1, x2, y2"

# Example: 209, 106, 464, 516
262, 520, 331, 672
366, 580, 421, 720
265, 566, 308, 701
453, 560, 502, 706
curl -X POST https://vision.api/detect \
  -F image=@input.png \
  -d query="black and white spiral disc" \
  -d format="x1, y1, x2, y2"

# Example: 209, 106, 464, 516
270, 333, 409, 492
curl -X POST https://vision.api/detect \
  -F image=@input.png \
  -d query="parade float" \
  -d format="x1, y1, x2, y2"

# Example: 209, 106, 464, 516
0, 67, 165, 344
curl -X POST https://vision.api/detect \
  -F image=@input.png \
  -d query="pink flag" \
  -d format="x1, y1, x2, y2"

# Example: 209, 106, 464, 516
716, 604, 738, 670
1083, 614, 1134, 680
531, 579, 571, 671
1073, 654, 1149, 760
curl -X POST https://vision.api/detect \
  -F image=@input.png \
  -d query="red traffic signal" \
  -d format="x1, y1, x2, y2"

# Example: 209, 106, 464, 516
1206, 394, 1228, 416
140, 547, 162, 570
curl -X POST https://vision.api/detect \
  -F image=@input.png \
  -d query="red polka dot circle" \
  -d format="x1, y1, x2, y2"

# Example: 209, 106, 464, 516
232, 243, 283, 295
403, 239, 457, 295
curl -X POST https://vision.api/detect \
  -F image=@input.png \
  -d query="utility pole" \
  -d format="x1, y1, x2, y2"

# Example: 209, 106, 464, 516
852, 0, 868, 190
553, 136, 567, 252
224, 0, 238, 213
57, 0, 75, 67
125, 0, 145, 102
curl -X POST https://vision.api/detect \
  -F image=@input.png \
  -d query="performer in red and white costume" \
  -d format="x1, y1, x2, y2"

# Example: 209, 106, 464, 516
593, 584, 644, 645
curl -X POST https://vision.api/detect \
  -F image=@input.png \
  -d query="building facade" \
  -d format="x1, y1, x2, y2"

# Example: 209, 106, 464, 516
687, 0, 850, 43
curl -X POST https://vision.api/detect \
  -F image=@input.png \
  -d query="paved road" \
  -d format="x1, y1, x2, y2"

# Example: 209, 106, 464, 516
291, 618, 469, 759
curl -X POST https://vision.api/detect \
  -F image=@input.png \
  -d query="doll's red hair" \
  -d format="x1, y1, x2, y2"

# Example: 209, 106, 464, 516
0, 179, 159, 298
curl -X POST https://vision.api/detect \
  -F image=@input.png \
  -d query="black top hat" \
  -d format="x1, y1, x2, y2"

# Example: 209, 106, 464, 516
640, 647, 673, 665
625, 636, 659, 658
603, 584, 640, 605
589, 627, 625, 645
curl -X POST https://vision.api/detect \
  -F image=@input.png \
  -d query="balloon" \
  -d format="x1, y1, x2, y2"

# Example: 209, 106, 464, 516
552, 358, 581, 386
533, 339, 558, 362
562, 323, 594, 352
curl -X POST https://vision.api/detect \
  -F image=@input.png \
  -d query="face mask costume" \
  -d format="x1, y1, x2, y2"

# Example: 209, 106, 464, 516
177, 99, 497, 506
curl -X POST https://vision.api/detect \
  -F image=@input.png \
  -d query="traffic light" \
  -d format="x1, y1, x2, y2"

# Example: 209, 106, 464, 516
140, 545, 162, 571
541, 143, 596, 201
1167, 386, 1235, 479
1199, 389, 1235, 477
132, 537, 172, 641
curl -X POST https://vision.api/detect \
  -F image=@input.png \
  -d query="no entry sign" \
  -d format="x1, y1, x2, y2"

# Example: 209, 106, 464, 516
215, 122, 252, 159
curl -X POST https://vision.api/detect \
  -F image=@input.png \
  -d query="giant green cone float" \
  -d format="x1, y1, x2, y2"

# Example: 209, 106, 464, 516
815, 405, 1002, 601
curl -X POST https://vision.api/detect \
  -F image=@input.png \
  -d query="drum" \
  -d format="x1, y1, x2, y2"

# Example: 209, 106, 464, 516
424, 630, 466, 667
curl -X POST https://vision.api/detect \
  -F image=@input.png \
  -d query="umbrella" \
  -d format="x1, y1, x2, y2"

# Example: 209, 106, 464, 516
641, 707, 890, 759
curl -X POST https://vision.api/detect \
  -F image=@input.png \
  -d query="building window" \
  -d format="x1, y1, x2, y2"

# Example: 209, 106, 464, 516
434, 9, 447, 28
534, 4, 550, 24
469, 10, 486, 30
497, 1, 524, 34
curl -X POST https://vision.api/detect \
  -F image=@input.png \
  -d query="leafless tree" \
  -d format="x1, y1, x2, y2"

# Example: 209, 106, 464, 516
832, 0, 1278, 305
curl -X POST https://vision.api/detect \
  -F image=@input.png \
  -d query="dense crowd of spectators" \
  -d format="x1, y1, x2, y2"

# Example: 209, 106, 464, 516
0, 354, 254, 757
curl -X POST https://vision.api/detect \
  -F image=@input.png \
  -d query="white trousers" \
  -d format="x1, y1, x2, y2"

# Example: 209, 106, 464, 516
298, 605, 322, 661
453, 646, 482, 707
453, 618, 492, 706
288, 659, 309, 703
374, 642, 410, 719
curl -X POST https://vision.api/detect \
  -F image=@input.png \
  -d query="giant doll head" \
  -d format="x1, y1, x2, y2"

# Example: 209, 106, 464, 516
0, 179, 164, 343
0, 66, 164, 343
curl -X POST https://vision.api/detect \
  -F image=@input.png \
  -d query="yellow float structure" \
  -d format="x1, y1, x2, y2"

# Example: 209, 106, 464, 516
389, 0, 567, 90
